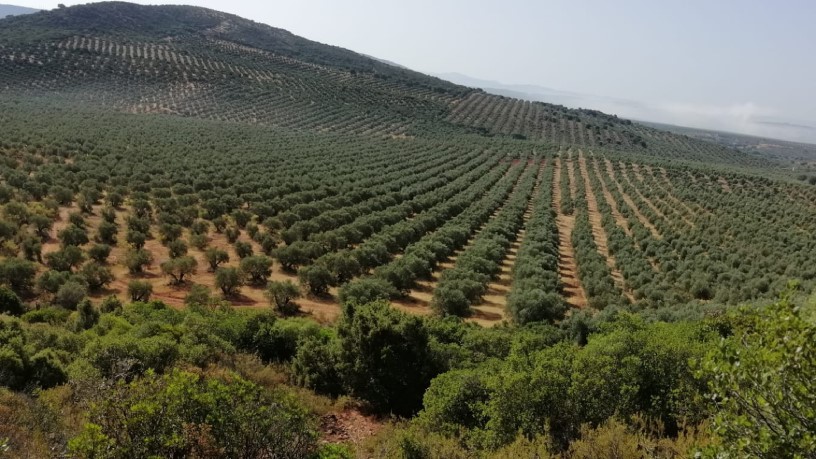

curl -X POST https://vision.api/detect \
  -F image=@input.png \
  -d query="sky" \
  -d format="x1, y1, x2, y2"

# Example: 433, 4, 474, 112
10, 0, 816, 143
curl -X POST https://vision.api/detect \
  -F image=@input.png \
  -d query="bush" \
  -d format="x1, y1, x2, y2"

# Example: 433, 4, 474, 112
99, 295, 123, 313
74, 299, 100, 330
337, 301, 439, 415
55, 281, 87, 309
128, 280, 153, 302
185, 284, 215, 308
215, 267, 243, 296
338, 277, 397, 306
0, 286, 24, 315
239, 255, 273, 286
68, 370, 318, 458
239, 314, 322, 362
21, 306, 70, 324
700, 289, 816, 457
291, 335, 343, 396
265, 280, 302, 315
87, 243, 112, 263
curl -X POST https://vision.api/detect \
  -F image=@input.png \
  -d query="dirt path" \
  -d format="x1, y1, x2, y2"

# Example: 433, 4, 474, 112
686, 170, 698, 184
603, 158, 661, 238
718, 176, 732, 193
630, 163, 646, 182
392, 161, 533, 324
320, 408, 384, 446
566, 150, 578, 200
470, 160, 546, 325
647, 165, 701, 220
578, 153, 634, 302
618, 161, 667, 221
42, 205, 74, 256
591, 157, 631, 236
553, 155, 588, 309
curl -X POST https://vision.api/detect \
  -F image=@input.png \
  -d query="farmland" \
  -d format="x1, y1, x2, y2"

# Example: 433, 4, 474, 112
1, 101, 813, 324
1, 3, 815, 458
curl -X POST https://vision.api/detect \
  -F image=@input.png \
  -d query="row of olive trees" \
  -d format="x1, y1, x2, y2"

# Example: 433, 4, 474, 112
431, 161, 540, 316
275, 151, 500, 272
507, 162, 566, 324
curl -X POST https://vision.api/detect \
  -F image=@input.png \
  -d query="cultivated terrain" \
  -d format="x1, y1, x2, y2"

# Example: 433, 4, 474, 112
0, 3, 814, 458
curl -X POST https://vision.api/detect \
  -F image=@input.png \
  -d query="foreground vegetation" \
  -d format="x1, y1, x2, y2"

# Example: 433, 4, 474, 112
1, 284, 814, 457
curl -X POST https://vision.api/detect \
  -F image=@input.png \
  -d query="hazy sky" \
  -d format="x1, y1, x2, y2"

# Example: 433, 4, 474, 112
11, 0, 816, 142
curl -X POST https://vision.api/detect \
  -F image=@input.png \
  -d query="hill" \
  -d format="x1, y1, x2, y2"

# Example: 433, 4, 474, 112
0, 0, 813, 319
642, 120, 816, 165
0, 2, 815, 457
0, 4, 37, 17
0, 2, 774, 168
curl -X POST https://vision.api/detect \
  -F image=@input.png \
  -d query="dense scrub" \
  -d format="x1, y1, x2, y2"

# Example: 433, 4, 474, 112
1, 289, 814, 457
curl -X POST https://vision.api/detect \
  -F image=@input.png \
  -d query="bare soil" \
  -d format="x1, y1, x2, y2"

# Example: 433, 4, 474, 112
393, 162, 533, 326
604, 159, 661, 239
553, 156, 588, 309
718, 176, 732, 193
578, 153, 634, 302
591, 157, 632, 236
619, 161, 667, 220
644, 164, 699, 222
319, 408, 385, 445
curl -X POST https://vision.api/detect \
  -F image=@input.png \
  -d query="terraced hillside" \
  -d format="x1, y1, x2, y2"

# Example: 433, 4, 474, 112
0, 2, 814, 328
0, 3, 775, 168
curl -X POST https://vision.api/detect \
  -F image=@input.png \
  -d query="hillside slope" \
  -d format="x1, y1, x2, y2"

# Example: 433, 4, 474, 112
0, 4, 38, 17
0, 2, 770, 168
0, 1, 813, 329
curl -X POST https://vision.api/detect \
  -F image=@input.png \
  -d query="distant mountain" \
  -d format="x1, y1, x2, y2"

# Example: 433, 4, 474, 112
436, 72, 816, 145
0, 1, 761, 166
434, 72, 628, 110
0, 4, 39, 17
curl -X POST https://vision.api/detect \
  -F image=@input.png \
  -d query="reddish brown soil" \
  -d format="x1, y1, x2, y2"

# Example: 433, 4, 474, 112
320, 409, 385, 445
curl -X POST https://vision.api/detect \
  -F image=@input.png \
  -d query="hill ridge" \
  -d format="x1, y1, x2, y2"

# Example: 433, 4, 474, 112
0, 1, 776, 170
